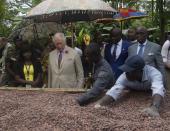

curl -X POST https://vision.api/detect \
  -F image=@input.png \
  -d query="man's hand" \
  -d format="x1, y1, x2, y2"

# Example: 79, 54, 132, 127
141, 105, 160, 117
30, 82, 37, 87
26, 81, 37, 87
94, 103, 106, 109
94, 95, 114, 109
84, 77, 93, 89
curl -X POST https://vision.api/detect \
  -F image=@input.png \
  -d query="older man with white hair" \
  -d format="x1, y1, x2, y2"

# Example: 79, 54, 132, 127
48, 33, 84, 88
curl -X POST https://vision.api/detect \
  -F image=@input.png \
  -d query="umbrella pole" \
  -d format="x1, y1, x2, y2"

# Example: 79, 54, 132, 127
33, 23, 39, 40
71, 23, 74, 48
121, 21, 123, 30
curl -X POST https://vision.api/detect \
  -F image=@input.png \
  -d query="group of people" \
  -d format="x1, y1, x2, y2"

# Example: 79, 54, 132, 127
77, 26, 166, 117
0, 26, 168, 117
0, 37, 43, 87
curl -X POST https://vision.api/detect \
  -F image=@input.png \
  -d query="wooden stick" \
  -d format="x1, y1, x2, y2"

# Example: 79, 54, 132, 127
0, 87, 169, 94
0, 87, 87, 93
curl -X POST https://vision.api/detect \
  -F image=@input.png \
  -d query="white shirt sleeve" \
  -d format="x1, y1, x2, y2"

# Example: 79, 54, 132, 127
149, 66, 165, 97
161, 40, 170, 62
106, 73, 127, 100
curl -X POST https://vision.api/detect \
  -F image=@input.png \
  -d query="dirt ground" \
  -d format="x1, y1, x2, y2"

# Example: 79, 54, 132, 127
0, 90, 169, 131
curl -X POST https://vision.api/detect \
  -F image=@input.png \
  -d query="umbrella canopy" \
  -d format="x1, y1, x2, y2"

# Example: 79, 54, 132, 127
8, 20, 63, 40
26, 0, 117, 23
113, 8, 148, 22
95, 8, 148, 23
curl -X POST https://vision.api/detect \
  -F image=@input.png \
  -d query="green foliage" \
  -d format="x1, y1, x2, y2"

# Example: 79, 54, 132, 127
32, 0, 42, 7
0, 0, 42, 37
0, 0, 169, 43
0, 0, 6, 20
76, 28, 85, 45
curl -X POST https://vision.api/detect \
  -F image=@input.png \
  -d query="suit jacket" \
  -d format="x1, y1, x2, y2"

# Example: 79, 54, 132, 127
104, 40, 130, 80
128, 40, 166, 83
48, 46, 84, 88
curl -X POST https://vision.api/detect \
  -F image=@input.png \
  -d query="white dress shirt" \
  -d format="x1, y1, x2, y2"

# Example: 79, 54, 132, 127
137, 40, 147, 54
106, 65, 165, 100
111, 39, 122, 60
74, 47, 83, 57
161, 40, 170, 63
131, 40, 137, 44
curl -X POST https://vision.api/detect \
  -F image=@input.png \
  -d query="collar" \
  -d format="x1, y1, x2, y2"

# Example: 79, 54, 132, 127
138, 40, 147, 46
56, 45, 67, 54
141, 66, 149, 82
117, 39, 123, 46
131, 40, 137, 44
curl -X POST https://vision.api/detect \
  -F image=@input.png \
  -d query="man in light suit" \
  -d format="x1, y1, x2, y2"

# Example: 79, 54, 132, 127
128, 27, 166, 84
48, 33, 84, 88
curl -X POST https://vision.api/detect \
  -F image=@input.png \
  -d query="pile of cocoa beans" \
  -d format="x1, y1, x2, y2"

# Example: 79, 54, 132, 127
0, 90, 169, 131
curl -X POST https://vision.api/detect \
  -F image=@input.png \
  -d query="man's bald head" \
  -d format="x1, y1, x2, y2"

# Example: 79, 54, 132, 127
110, 28, 122, 36
53, 33, 66, 51
136, 26, 148, 44
110, 28, 122, 44
136, 27, 148, 34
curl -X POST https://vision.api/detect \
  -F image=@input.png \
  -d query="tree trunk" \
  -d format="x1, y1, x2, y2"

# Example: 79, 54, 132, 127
158, 0, 165, 45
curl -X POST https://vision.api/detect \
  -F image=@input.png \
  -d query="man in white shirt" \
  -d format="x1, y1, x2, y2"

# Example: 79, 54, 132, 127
161, 35, 170, 69
95, 55, 165, 117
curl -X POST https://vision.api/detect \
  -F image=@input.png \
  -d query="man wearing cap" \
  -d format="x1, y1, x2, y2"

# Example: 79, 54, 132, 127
95, 55, 165, 117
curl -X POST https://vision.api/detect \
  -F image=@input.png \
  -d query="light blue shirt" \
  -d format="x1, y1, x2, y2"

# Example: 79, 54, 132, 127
137, 40, 147, 54
106, 65, 165, 100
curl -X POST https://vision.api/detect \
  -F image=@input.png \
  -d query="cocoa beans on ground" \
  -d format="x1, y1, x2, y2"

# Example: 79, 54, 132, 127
0, 91, 169, 131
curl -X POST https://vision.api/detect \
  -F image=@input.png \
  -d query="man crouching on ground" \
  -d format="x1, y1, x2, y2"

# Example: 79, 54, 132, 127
95, 55, 165, 117
77, 43, 114, 106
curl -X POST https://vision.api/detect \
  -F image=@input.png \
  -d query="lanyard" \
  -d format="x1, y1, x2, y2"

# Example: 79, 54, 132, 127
24, 65, 31, 80
25, 65, 31, 75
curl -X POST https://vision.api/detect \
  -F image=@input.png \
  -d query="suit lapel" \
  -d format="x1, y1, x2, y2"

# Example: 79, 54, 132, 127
143, 41, 151, 59
116, 41, 127, 61
60, 46, 69, 71
117, 42, 124, 60
133, 44, 138, 54
54, 50, 59, 69
50, 50, 59, 74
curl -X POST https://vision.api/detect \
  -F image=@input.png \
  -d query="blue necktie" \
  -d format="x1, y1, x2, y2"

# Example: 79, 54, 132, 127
138, 44, 144, 57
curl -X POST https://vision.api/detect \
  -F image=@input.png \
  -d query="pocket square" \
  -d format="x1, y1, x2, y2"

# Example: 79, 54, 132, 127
148, 53, 154, 56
